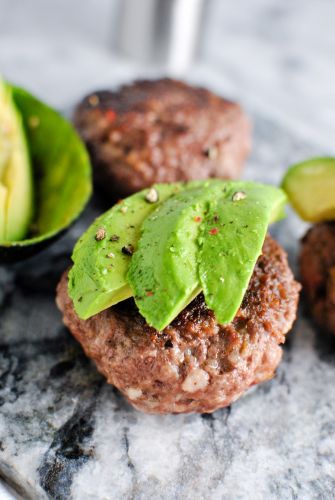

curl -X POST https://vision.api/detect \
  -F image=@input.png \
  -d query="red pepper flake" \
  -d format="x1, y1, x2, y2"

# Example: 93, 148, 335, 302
209, 227, 219, 235
194, 216, 202, 223
105, 109, 116, 123
146, 291, 154, 297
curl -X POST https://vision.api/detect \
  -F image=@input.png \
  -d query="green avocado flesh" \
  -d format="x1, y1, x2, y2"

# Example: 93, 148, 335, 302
282, 157, 335, 222
198, 182, 286, 325
0, 79, 33, 241
69, 183, 184, 319
70, 180, 286, 330
128, 183, 225, 330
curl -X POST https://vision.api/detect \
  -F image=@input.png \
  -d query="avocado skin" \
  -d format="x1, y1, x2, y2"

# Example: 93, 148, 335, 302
69, 183, 185, 319
0, 230, 65, 263
0, 80, 33, 242
127, 182, 225, 330
198, 182, 286, 325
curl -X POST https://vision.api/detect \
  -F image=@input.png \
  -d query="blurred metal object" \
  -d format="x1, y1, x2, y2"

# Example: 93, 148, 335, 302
116, 0, 204, 74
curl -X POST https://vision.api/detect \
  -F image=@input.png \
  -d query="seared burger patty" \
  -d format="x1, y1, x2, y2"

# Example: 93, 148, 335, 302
56, 236, 300, 414
74, 78, 251, 197
300, 222, 335, 334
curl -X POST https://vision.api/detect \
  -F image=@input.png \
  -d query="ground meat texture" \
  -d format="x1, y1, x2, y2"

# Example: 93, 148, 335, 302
56, 236, 300, 414
74, 78, 251, 197
300, 222, 335, 334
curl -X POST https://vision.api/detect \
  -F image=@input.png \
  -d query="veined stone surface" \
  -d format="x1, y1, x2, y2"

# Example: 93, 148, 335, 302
0, 111, 335, 500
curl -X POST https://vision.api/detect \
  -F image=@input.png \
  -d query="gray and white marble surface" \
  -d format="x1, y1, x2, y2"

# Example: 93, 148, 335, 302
1, 0, 335, 498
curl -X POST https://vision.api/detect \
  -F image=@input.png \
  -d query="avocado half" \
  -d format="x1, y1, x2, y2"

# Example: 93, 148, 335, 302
0, 84, 92, 263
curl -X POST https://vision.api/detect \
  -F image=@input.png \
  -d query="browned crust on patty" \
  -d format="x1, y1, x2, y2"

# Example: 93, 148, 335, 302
56, 236, 300, 414
300, 222, 335, 334
74, 78, 251, 197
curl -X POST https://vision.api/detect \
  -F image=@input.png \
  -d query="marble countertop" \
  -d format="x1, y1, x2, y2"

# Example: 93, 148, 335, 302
1, 107, 334, 500
0, 1, 335, 498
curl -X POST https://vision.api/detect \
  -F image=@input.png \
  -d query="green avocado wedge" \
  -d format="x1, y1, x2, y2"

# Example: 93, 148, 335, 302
0, 79, 33, 241
197, 182, 286, 326
281, 157, 335, 222
0, 84, 92, 262
69, 183, 185, 319
127, 182, 225, 330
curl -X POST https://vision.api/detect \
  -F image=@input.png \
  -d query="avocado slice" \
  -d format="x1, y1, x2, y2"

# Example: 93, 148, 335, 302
70, 179, 286, 329
198, 182, 286, 325
69, 183, 185, 319
127, 183, 225, 330
0, 79, 33, 241
282, 157, 335, 222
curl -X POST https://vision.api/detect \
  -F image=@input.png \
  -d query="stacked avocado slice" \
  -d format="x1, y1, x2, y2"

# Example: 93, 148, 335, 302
128, 182, 224, 329
69, 183, 184, 320
0, 79, 34, 241
69, 180, 286, 330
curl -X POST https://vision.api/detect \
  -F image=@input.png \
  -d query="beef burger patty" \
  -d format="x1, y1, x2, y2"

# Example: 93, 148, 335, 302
74, 78, 251, 197
56, 236, 300, 414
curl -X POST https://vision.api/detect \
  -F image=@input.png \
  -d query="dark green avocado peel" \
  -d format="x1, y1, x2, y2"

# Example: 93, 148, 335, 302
69, 180, 286, 330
